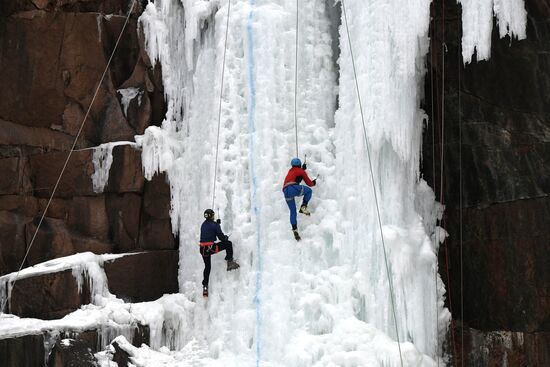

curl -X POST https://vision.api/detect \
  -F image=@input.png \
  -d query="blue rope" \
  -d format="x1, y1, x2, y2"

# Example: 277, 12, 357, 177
246, 1, 262, 365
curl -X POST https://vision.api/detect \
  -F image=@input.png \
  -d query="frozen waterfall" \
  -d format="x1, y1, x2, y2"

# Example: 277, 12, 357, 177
133, 0, 527, 365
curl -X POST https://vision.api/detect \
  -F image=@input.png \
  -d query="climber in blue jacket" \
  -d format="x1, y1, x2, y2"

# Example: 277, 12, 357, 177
199, 209, 240, 297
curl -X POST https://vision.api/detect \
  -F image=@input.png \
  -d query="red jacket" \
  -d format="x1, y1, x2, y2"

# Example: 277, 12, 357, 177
283, 167, 315, 189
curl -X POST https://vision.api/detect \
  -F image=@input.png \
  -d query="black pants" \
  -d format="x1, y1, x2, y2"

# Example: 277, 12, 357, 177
200, 240, 233, 287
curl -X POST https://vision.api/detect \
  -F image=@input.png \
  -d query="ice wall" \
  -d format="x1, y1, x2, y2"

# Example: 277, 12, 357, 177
136, 0, 526, 365
333, 0, 447, 358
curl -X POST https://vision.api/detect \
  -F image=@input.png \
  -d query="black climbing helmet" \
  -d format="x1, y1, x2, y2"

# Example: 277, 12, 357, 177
204, 209, 215, 220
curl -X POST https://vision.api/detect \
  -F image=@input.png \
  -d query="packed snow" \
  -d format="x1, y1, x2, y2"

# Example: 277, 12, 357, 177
1, 0, 528, 366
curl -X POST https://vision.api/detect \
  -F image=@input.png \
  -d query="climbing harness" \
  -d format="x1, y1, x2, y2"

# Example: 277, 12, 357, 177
211, 0, 232, 209
0, 0, 138, 315
340, 1, 404, 366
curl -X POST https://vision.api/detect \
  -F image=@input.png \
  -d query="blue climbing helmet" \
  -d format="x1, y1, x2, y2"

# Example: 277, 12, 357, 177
291, 157, 301, 167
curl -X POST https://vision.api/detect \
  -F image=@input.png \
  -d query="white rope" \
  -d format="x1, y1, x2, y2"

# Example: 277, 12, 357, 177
212, 0, 232, 209
341, 2, 404, 366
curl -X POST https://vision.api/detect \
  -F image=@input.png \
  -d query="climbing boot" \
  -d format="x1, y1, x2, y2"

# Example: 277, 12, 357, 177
293, 229, 301, 241
299, 205, 311, 216
203, 286, 208, 298
227, 259, 240, 271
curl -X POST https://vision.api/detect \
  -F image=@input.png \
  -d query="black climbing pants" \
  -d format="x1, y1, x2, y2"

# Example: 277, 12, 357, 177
200, 240, 233, 288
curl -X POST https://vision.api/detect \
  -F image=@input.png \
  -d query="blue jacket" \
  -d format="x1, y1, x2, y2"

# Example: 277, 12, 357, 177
200, 220, 227, 243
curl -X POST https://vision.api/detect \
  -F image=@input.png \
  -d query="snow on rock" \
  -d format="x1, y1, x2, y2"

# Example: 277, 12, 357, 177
0, 293, 195, 355
459, 0, 527, 63
0, 252, 125, 313
91, 141, 137, 193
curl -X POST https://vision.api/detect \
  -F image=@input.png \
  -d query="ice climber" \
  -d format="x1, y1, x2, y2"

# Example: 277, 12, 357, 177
282, 157, 317, 241
199, 209, 240, 297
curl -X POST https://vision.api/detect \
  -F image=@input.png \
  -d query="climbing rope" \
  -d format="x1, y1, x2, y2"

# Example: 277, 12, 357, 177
340, 1, 404, 366
293, 0, 299, 157
429, 9, 441, 365
458, 15, 465, 367
211, 0, 232, 209
0, 0, 138, 315
437, 1, 459, 365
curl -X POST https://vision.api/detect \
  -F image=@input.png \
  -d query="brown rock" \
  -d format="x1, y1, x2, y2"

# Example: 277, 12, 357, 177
97, 95, 136, 143
68, 196, 109, 239
525, 0, 550, 19
142, 173, 171, 219
47, 339, 99, 367
0, 211, 29, 275
103, 250, 178, 302
0, 11, 65, 128
443, 198, 550, 333
0, 119, 86, 154
9, 268, 91, 319
453, 325, 550, 367
0, 195, 38, 217
0, 333, 45, 367
139, 173, 175, 250
0, 11, 138, 143
426, 5, 550, 365
37, 197, 69, 219
61, 100, 97, 142
105, 145, 145, 193
139, 219, 176, 251
1, 0, 141, 16
25, 217, 113, 265
105, 193, 141, 252
29, 150, 95, 198
0, 157, 32, 195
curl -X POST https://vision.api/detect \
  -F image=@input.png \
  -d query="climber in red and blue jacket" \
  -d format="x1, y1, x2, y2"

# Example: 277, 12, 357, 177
282, 157, 317, 241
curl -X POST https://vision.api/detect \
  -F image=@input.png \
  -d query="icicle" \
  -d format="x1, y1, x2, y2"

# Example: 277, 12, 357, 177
117, 87, 143, 117
91, 144, 115, 193
459, 0, 527, 63
91, 141, 138, 193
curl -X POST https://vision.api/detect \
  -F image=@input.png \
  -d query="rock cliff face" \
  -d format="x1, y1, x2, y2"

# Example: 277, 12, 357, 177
0, 1, 178, 364
0, 0, 172, 276
424, 0, 550, 365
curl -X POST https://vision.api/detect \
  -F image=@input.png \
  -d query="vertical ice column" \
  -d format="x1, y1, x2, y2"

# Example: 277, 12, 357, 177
333, 0, 447, 358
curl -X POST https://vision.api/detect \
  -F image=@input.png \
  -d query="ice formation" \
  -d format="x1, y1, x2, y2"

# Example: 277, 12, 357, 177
459, 0, 527, 63
135, 0, 474, 365
0, 253, 123, 313
118, 87, 143, 117
91, 141, 137, 193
